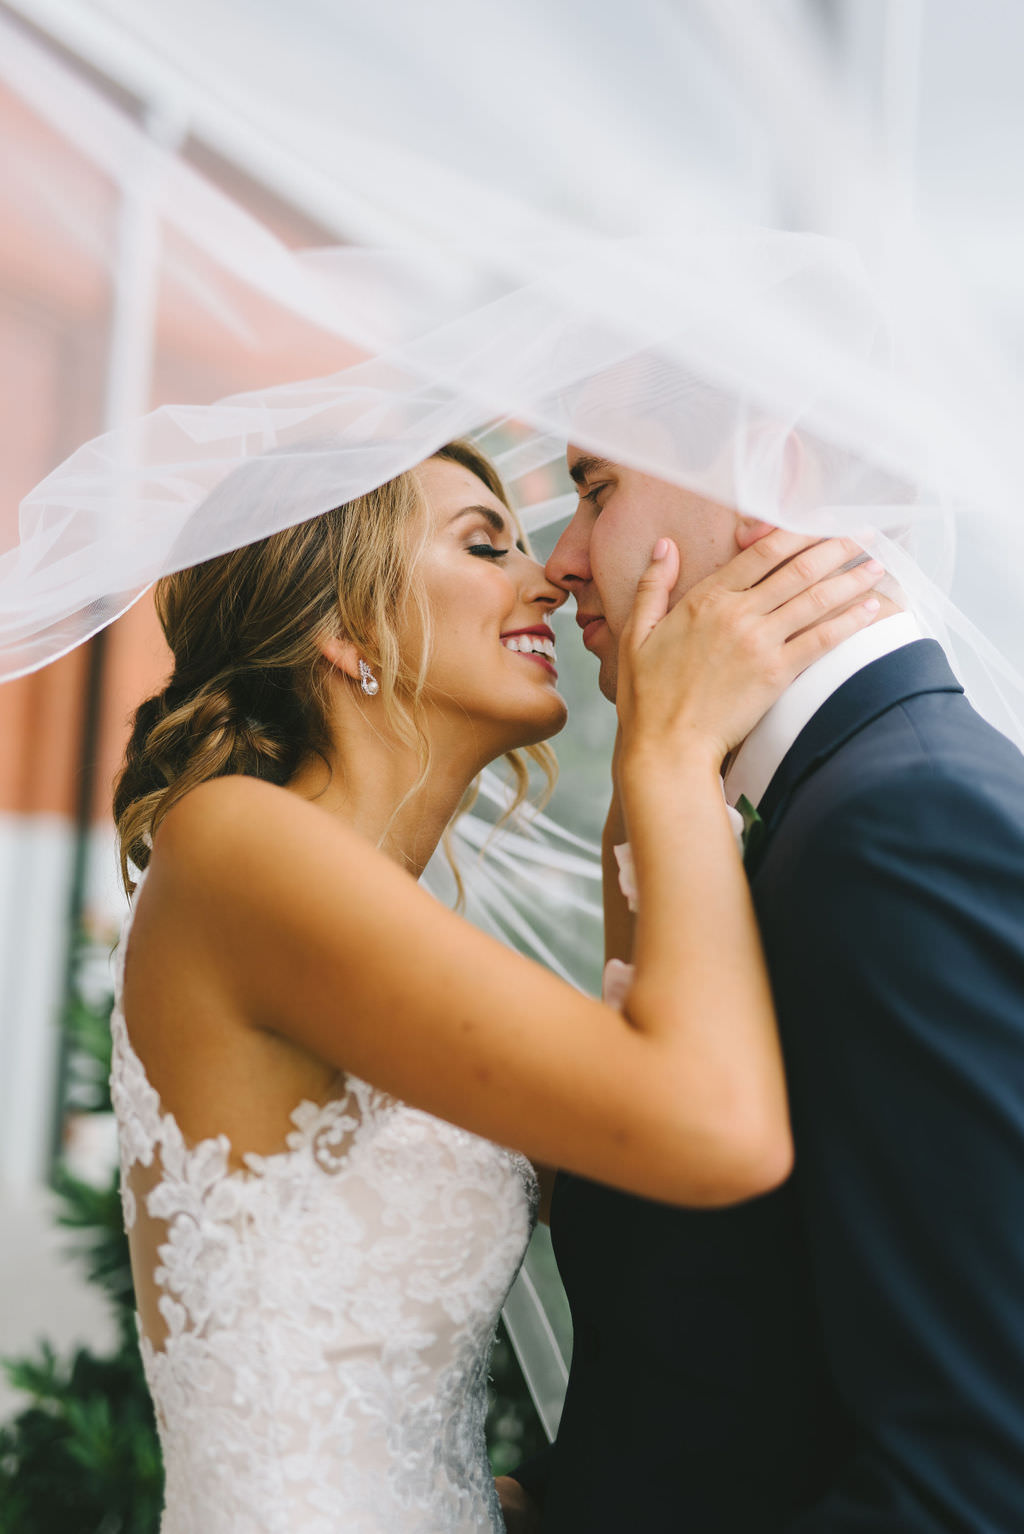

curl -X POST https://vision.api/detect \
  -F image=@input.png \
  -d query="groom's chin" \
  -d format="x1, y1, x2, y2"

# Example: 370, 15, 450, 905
597, 656, 619, 704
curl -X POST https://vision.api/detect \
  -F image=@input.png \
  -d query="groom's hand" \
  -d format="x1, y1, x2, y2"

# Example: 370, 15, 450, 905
495, 1475, 542, 1532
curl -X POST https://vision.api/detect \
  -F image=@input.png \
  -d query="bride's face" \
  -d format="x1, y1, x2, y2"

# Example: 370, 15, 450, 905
405, 458, 568, 755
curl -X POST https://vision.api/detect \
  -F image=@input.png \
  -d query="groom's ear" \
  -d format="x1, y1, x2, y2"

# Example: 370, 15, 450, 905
735, 516, 777, 550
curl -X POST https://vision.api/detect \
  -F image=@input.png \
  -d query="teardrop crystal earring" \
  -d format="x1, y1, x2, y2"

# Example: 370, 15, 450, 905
358, 659, 379, 697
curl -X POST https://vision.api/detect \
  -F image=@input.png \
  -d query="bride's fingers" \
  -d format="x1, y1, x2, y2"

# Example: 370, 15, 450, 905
620, 537, 680, 651
715, 529, 868, 600
749, 538, 880, 613
780, 596, 883, 677
763, 555, 884, 639
709, 526, 829, 591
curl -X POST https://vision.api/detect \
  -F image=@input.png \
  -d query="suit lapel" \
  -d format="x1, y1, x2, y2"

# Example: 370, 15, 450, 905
747, 640, 963, 873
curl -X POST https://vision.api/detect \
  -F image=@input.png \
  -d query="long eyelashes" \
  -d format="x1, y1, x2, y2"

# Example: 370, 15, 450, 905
467, 544, 510, 560
582, 484, 608, 508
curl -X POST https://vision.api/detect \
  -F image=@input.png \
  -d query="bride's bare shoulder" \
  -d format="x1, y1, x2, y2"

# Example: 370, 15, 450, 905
150, 775, 363, 902
160, 773, 301, 834
158, 775, 343, 848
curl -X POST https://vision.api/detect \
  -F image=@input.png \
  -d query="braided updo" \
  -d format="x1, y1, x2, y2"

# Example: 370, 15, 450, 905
113, 439, 549, 896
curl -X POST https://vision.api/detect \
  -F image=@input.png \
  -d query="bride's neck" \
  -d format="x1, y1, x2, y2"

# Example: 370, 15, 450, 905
286, 726, 477, 881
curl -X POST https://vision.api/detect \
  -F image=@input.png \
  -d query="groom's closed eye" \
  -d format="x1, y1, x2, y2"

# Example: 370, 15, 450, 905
580, 481, 611, 509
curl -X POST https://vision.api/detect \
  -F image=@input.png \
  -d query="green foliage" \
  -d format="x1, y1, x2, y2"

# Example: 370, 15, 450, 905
61, 992, 118, 1115
0, 1338, 163, 1534
50, 1165, 138, 1356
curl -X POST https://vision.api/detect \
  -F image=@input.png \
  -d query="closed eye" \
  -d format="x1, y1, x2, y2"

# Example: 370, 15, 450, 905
468, 544, 510, 560
582, 483, 609, 508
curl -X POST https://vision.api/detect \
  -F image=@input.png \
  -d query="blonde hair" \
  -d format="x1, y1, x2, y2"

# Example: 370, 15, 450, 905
113, 440, 556, 897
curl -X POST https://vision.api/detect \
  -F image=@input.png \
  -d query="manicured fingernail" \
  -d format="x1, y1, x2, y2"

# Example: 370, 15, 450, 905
865, 559, 884, 574
652, 538, 669, 561
863, 598, 881, 612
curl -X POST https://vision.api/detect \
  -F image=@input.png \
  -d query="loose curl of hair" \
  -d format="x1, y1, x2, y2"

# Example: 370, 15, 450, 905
113, 439, 557, 899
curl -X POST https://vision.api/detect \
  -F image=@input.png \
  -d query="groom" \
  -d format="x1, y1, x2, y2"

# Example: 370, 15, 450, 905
502, 449, 1024, 1531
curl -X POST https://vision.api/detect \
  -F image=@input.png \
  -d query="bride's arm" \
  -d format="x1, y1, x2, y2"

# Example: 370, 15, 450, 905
146, 532, 878, 1207
602, 728, 634, 967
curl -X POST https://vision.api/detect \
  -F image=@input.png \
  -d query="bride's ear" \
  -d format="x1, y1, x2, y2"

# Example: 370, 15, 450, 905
318, 634, 363, 684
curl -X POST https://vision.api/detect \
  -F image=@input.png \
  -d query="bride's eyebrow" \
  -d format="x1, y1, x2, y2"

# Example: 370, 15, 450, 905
449, 504, 526, 552
450, 504, 508, 537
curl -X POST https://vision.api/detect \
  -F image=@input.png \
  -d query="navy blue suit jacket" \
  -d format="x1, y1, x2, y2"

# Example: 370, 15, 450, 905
523, 640, 1024, 1531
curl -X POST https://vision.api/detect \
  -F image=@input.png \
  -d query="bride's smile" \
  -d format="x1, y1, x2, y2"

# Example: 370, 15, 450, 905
404, 454, 567, 763
499, 626, 557, 673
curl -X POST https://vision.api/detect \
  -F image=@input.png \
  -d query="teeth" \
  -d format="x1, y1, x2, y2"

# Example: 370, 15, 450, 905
502, 635, 556, 659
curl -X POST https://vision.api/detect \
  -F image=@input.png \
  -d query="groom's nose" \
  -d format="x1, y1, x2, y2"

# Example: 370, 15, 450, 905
545, 511, 592, 595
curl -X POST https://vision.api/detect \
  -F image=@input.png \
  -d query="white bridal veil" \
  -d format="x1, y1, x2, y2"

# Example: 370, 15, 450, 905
2, 0, 1023, 1434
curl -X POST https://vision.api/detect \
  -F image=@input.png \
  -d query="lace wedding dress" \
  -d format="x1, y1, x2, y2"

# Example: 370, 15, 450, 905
109, 876, 539, 1533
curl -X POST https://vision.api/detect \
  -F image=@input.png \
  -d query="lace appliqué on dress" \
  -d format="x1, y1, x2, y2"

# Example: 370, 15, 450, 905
110, 880, 538, 1533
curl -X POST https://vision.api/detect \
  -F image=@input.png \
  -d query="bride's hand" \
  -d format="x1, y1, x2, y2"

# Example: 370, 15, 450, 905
617, 531, 883, 769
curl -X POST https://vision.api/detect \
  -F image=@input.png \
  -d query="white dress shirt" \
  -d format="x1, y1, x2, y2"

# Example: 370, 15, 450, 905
723, 613, 924, 811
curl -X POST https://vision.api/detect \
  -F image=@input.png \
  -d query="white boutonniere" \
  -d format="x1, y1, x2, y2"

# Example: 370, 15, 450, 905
602, 957, 635, 1010
612, 842, 639, 913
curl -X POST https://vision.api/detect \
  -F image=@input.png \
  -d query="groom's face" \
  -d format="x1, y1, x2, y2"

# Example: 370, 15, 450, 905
546, 449, 740, 700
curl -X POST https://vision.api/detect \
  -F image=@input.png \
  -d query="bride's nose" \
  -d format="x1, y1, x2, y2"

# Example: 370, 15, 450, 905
519, 558, 567, 614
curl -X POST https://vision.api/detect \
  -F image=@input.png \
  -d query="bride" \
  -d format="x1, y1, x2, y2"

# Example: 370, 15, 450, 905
109, 436, 879, 1532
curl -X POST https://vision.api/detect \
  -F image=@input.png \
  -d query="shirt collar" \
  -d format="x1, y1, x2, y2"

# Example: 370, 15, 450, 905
723, 612, 924, 810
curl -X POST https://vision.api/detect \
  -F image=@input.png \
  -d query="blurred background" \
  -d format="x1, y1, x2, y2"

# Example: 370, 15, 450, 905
1, 0, 1022, 1523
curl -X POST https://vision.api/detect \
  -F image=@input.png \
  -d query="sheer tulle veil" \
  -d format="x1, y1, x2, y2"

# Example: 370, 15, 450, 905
2, 0, 1022, 1433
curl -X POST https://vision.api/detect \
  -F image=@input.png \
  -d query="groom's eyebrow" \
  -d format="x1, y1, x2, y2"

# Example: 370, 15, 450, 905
569, 455, 613, 488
